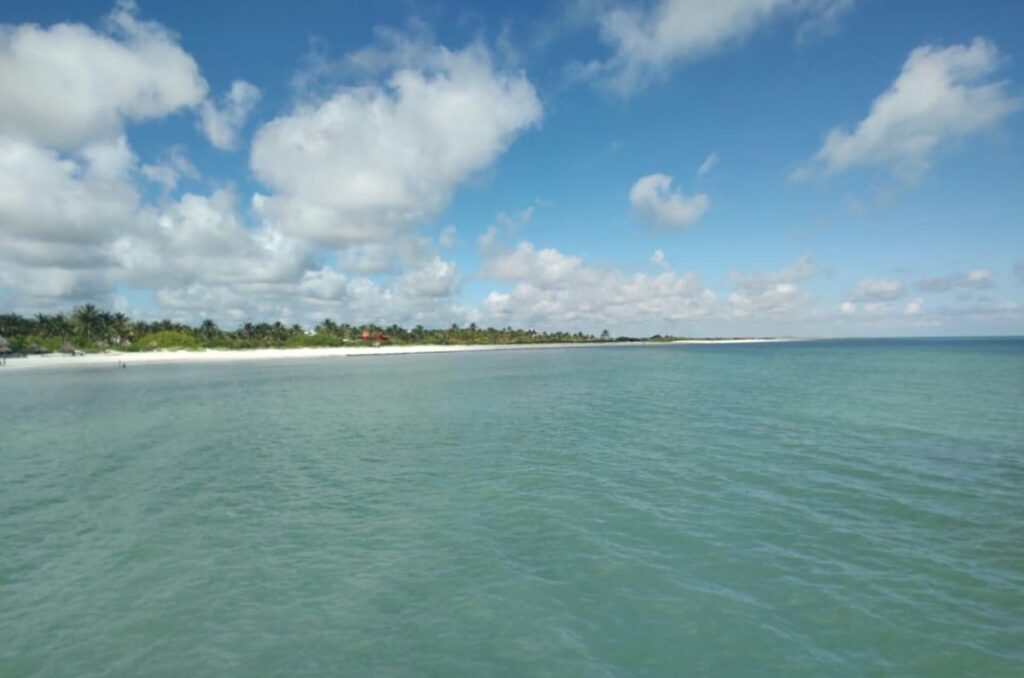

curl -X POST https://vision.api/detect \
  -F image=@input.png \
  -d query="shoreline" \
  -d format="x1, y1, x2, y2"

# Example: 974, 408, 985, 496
0, 339, 789, 371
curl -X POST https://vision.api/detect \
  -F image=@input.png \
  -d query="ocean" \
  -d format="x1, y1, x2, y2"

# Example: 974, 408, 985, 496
1, 339, 1022, 676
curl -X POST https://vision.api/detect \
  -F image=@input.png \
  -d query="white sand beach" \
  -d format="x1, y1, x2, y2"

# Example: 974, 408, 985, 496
0, 339, 788, 371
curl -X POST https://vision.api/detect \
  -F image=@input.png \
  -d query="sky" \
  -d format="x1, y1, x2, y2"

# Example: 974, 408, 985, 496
0, 0, 1022, 337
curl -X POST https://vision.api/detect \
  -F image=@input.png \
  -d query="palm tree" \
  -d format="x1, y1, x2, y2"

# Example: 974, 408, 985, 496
199, 319, 220, 341
111, 313, 130, 345
316, 318, 338, 334
72, 304, 101, 342
0, 314, 29, 337
35, 313, 51, 336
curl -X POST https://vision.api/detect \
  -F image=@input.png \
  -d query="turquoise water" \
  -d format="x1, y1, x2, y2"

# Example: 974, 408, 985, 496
2, 339, 1023, 676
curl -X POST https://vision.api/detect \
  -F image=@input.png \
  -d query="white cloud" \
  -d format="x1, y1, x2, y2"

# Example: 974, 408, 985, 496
731, 254, 814, 292
967, 268, 994, 286
439, 225, 457, 248
728, 256, 815, 316
917, 268, 993, 292
479, 238, 715, 330
630, 173, 709, 228
850, 277, 906, 302
250, 36, 542, 248
651, 249, 670, 269
905, 297, 924, 316
496, 206, 535, 230
796, 38, 1022, 180
576, 0, 855, 95
114, 189, 311, 288
148, 267, 469, 330
297, 267, 348, 301
0, 1, 208, 150
697, 152, 719, 176
0, 9, 504, 327
481, 241, 583, 288
0, 135, 138, 274
399, 256, 458, 297
336, 238, 430, 275
729, 283, 810, 317
140, 146, 198, 191
796, 0, 854, 43
198, 80, 261, 150
0, 2, 279, 313
478, 225, 500, 255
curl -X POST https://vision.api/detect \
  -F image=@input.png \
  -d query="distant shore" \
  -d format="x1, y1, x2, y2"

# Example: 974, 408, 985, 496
0, 339, 787, 371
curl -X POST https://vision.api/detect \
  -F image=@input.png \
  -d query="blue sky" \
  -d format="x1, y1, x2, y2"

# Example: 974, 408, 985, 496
0, 0, 1022, 336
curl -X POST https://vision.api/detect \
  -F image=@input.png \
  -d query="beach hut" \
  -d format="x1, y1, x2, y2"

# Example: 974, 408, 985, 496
359, 329, 388, 347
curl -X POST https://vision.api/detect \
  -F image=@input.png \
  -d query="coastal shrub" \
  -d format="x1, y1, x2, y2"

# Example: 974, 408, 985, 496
11, 335, 63, 354
284, 333, 341, 348
132, 331, 202, 351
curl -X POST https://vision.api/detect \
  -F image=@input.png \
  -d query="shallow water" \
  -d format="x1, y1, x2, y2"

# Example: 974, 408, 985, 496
2, 339, 1023, 676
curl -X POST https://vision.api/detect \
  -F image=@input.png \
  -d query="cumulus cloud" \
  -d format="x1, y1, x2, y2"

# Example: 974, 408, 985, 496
630, 173, 709, 228
481, 241, 583, 288
336, 238, 431, 275
114, 189, 311, 288
140, 146, 198, 191
198, 80, 261, 150
148, 266, 468, 330
0, 135, 138, 251
795, 38, 1022, 180
0, 7, 502, 326
651, 249, 670, 269
479, 238, 715, 329
917, 268, 993, 292
850, 277, 906, 302
478, 225, 501, 255
250, 36, 542, 248
0, 135, 143, 308
729, 283, 810, 317
0, 1, 207, 150
731, 255, 814, 292
398, 256, 459, 298
575, 0, 855, 95
0, 145, 315, 315
0, 2, 286, 313
837, 296, 924, 320
729, 256, 814, 316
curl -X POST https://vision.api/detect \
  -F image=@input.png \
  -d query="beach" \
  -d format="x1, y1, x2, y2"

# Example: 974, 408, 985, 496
0, 339, 786, 371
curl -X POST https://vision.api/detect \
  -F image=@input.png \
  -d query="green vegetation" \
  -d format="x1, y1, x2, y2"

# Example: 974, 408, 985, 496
0, 306, 705, 355
132, 331, 203, 351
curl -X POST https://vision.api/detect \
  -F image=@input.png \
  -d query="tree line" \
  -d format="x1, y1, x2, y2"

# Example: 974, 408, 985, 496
0, 305, 675, 354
